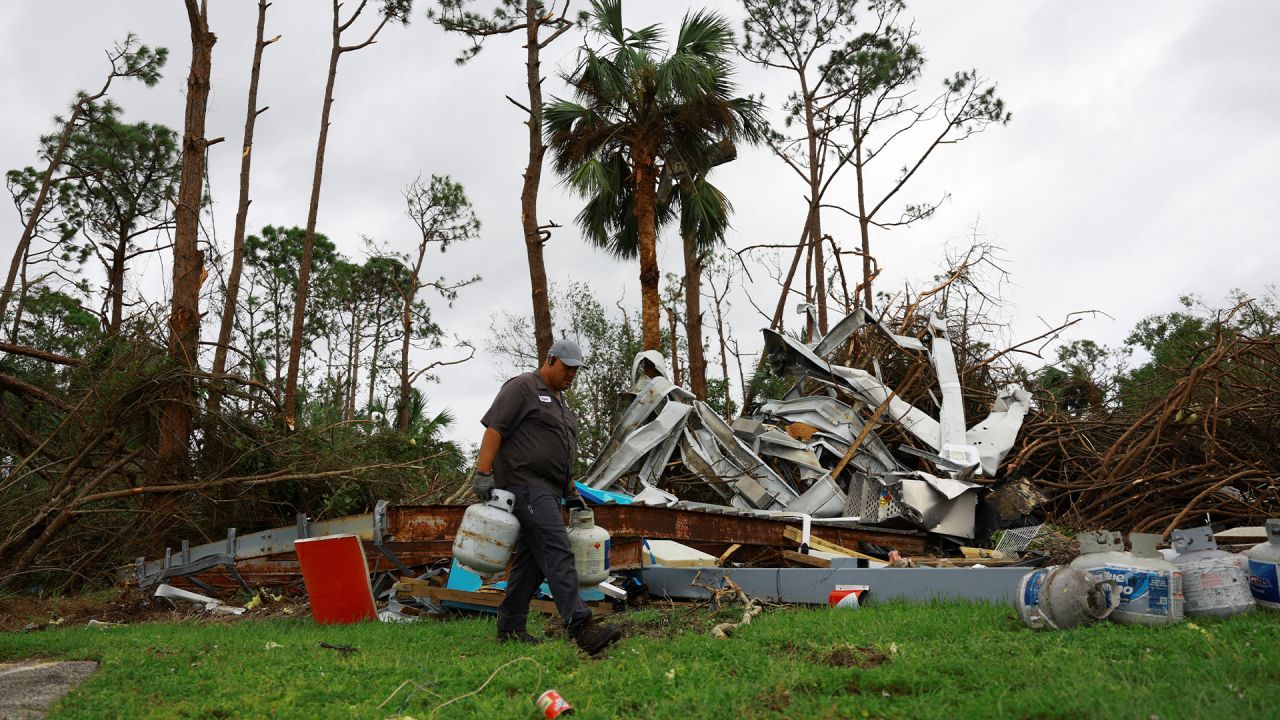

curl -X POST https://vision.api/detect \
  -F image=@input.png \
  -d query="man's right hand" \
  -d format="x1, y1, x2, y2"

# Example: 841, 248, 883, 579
471, 469, 494, 502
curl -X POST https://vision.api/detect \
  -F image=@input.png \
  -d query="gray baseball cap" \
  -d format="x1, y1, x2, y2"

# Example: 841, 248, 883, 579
548, 338, 585, 367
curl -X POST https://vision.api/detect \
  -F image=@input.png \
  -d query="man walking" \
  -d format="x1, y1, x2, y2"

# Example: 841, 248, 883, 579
473, 339, 622, 654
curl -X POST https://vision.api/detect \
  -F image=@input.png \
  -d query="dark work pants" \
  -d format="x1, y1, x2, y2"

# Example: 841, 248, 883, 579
496, 483, 592, 635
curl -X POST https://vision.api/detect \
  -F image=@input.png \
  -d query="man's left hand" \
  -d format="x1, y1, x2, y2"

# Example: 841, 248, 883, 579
564, 494, 587, 512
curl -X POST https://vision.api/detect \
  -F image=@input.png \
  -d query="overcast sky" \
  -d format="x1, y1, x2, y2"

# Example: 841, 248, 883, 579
2, 1, 1278, 447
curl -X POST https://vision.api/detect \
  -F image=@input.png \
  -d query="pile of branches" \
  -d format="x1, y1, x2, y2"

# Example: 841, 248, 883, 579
0, 338, 462, 593
1007, 330, 1280, 536
768, 252, 1278, 538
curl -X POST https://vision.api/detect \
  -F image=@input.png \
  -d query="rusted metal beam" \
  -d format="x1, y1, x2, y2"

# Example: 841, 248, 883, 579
129, 503, 926, 592
384, 504, 924, 553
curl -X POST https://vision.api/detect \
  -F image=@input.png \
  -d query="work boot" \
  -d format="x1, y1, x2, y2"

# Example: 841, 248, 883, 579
497, 629, 544, 645
573, 618, 621, 655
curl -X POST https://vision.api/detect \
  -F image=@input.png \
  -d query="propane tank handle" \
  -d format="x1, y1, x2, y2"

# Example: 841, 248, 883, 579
1129, 532, 1161, 557
486, 488, 516, 512
1267, 518, 1280, 544
1171, 525, 1217, 553
1079, 530, 1122, 554
570, 508, 594, 525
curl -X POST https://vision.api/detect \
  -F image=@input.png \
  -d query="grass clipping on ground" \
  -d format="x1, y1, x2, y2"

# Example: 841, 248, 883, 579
0, 598, 1278, 719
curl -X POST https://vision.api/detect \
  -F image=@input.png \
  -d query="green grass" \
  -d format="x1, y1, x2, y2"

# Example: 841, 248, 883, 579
1, 602, 1277, 719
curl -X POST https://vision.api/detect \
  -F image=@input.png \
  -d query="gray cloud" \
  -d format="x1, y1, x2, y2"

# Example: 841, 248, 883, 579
2, 1, 1277, 448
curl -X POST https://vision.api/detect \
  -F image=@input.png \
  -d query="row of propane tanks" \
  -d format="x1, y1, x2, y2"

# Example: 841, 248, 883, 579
452, 489, 612, 587
1017, 519, 1280, 630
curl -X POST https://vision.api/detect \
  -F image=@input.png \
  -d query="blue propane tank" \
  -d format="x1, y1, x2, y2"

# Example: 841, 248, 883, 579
1111, 533, 1183, 626
1244, 519, 1280, 611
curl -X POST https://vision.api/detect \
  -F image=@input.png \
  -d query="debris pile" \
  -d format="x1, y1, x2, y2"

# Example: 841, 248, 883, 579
581, 308, 1032, 542
1004, 329, 1280, 534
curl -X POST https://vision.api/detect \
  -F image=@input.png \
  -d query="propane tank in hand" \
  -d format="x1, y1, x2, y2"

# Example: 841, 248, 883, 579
452, 489, 520, 577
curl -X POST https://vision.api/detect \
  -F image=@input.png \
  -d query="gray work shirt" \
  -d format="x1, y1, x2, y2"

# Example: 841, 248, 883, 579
481, 371, 579, 495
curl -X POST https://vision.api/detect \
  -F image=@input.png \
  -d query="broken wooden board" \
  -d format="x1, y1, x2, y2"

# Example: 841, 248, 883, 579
717, 543, 742, 566
782, 526, 881, 563
909, 556, 1028, 568
780, 549, 831, 568
394, 579, 613, 617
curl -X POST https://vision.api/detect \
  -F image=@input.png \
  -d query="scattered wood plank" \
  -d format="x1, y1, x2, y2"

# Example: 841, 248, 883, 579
780, 549, 831, 568
717, 543, 742, 566
782, 526, 880, 562
394, 580, 613, 617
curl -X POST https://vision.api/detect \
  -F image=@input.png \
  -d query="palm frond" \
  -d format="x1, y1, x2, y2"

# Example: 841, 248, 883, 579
678, 175, 733, 251
674, 9, 734, 61
547, 4, 763, 275
589, 0, 625, 45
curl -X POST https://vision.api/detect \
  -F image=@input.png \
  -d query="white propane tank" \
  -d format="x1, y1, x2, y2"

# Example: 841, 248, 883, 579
567, 508, 610, 587
1014, 566, 1120, 630
451, 489, 521, 577
1111, 533, 1184, 626
1069, 530, 1129, 574
1070, 527, 1131, 609
1171, 526, 1255, 618
1244, 519, 1280, 611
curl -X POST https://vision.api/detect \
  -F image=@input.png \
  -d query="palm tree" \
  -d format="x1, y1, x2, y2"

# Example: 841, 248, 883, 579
545, 0, 762, 351
675, 173, 731, 399
571, 156, 731, 400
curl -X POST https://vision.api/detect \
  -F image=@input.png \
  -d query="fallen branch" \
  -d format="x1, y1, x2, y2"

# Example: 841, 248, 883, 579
706, 578, 763, 639
74, 457, 445, 505
0, 341, 84, 366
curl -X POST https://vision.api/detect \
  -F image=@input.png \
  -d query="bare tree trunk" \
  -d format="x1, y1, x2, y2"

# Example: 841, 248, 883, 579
159, 0, 215, 476
799, 79, 827, 334
715, 300, 730, 392
770, 225, 809, 333
522, 0, 554, 360
209, 0, 273, 415
397, 297, 413, 431
284, 0, 392, 429
345, 304, 360, 421
803, 232, 815, 342
667, 303, 681, 387
632, 148, 662, 351
8, 250, 30, 342
284, 13, 342, 431
854, 134, 872, 308
271, 283, 284, 397
108, 229, 127, 334
683, 227, 707, 400
395, 242, 430, 432
742, 225, 810, 414
1, 112, 87, 327
828, 234, 853, 315
367, 312, 383, 411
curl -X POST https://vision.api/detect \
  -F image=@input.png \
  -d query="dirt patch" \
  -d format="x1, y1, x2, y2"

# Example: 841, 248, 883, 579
1, 588, 310, 633
752, 685, 792, 713
775, 639, 803, 654
817, 644, 891, 670
607, 602, 725, 640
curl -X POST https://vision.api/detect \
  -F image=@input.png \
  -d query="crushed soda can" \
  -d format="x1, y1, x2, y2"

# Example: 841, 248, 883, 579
536, 689, 573, 718
828, 584, 868, 609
